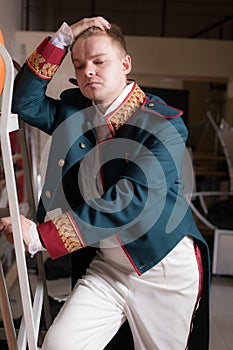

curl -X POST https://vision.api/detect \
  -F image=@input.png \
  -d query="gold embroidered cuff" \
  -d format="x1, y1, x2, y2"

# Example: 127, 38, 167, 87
26, 37, 67, 80
53, 212, 86, 253
38, 212, 86, 259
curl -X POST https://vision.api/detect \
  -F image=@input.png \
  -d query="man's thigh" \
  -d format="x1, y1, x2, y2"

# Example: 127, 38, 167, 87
126, 236, 200, 350
42, 274, 126, 350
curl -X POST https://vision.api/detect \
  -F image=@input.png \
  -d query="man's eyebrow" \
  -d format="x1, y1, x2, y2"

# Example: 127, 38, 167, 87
72, 54, 108, 62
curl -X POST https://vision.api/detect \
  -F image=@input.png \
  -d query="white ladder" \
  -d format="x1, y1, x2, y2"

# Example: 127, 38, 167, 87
0, 43, 51, 349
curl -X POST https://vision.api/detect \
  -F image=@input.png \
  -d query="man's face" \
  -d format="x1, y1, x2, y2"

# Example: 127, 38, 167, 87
71, 34, 131, 108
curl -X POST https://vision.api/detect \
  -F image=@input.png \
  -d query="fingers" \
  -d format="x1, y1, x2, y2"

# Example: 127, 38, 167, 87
4, 230, 14, 244
0, 215, 31, 245
89, 16, 111, 30
20, 215, 32, 245
0, 216, 12, 229
70, 16, 111, 39
0, 217, 14, 243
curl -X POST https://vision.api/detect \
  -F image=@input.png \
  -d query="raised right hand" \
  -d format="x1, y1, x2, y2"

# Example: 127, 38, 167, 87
70, 16, 111, 39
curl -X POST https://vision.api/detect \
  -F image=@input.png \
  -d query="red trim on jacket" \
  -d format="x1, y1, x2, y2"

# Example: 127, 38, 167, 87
116, 234, 142, 275
142, 98, 183, 118
185, 242, 204, 347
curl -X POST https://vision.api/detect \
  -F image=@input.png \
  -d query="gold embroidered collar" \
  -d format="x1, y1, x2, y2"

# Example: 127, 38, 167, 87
106, 82, 146, 135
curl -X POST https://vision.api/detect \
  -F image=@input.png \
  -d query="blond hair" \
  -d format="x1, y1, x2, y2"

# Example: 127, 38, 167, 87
72, 24, 127, 57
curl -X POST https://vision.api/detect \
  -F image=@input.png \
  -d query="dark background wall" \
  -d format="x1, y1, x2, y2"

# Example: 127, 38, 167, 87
22, 0, 233, 40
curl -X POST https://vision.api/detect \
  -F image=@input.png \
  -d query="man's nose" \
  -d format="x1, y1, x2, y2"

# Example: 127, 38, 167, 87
84, 64, 95, 77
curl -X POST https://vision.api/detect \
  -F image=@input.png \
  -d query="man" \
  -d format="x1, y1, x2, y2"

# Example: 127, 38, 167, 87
1, 17, 209, 349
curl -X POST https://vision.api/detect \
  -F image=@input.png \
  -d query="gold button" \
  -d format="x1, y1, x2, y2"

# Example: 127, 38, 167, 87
79, 142, 86, 149
45, 190, 51, 198
58, 159, 65, 167
148, 103, 154, 107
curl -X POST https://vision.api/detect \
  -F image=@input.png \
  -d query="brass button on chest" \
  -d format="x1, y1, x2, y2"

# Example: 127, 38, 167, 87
45, 190, 51, 198
58, 159, 65, 167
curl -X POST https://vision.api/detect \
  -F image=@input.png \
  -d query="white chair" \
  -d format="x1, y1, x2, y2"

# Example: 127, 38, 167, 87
206, 111, 233, 192
0, 43, 51, 349
185, 112, 233, 276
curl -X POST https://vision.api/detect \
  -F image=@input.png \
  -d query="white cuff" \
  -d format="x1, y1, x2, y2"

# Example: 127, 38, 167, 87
28, 221, 46, 257
51, 22, 74, 49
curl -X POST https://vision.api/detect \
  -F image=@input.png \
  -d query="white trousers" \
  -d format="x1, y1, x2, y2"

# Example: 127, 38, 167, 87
42, 236, 202, 350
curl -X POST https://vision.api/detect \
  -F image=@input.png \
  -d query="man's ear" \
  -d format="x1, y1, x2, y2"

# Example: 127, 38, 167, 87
122, 55, 132, 75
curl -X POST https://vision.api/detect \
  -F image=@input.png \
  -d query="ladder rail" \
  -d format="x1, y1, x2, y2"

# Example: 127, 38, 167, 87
0, 43, 41, 350
0, 261, 17, 350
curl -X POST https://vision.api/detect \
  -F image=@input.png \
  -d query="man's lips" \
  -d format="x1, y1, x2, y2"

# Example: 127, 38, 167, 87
84, 81, 101, 88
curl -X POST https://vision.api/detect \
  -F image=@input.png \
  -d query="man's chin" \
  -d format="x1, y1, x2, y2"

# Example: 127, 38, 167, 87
84, 91, 104, 104
81, 86, 98, 98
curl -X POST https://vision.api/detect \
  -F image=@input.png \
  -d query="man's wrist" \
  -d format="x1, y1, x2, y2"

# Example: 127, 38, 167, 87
28, 221, 46, 257
51, 22, 74, 49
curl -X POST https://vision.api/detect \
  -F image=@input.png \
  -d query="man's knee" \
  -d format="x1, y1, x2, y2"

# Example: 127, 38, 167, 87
42, 322, 68, 350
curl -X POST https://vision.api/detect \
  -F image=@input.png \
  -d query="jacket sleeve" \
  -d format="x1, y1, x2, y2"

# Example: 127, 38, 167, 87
37, 115, 189, 260
12, 37, 67, 134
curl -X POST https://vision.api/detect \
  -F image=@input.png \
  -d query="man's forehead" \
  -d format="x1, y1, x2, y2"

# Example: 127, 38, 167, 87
72, 53, 108, 62
72, 34, 117, 58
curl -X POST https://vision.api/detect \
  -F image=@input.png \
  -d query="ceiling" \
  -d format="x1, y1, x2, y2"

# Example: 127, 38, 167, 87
22, 0, 233, 39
